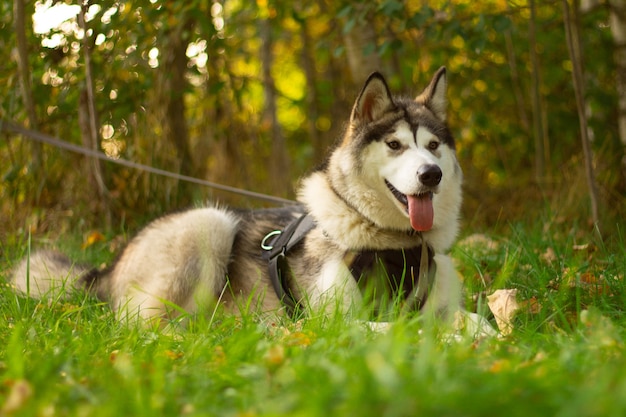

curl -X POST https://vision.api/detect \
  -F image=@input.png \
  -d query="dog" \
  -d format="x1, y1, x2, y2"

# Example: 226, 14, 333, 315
11, 67, 467, 327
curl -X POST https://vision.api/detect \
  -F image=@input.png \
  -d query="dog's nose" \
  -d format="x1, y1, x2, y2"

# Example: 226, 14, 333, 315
418, 164, 442, 187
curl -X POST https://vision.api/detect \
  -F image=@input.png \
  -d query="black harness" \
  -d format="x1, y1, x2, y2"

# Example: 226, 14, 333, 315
261, 214, 316, 315
261, 214, 436, 317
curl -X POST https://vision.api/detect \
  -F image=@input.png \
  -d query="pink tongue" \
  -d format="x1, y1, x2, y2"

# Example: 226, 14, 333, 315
408, 194, 434, 231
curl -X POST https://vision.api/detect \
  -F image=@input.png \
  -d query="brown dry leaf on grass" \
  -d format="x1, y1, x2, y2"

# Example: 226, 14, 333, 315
540, 247, 557, 264
2, 379, 33, 414
487, 289, 520, 336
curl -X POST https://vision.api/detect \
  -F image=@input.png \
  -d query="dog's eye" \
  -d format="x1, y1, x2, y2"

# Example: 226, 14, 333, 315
386, 140, 401, 150
428, 141, 439, 151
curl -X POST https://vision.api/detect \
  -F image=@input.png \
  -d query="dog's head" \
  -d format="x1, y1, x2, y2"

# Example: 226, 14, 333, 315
331, 68, 462, 245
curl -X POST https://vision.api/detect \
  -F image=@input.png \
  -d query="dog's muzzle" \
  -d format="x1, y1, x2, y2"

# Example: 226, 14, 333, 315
417, 164, 442, 187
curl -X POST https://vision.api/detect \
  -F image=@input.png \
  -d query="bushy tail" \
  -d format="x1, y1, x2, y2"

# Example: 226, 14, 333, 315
10, 250, 97, 300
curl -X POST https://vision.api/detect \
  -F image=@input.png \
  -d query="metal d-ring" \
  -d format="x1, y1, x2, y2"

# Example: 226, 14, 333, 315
261, 230, 282, 250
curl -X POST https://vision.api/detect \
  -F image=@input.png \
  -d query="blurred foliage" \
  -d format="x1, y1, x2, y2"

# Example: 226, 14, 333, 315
0, 0, 623, 241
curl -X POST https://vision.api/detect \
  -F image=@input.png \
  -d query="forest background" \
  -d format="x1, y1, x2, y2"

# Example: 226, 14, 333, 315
1, 0, 625, 244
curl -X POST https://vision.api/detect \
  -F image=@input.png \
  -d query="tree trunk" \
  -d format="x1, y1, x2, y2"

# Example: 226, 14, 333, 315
14, 0, 43, 184
342, 4, 383, 85
562, 0, 601, 230
78, 3, 110, 225
160, 17, 195, 205
608, 0, 626, 178
206, 53, 249, 196
299, 17, 324, 164
504, 2, 530, 133
259, 16, 290, 195
528, 0, 547, 181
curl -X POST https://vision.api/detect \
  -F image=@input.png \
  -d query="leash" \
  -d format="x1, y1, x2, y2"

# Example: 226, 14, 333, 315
261, 214, 436, 317
1, 120, 297, 206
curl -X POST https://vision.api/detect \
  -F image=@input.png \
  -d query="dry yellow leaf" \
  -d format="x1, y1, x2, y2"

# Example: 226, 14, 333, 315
2, 379, 33, 414
487, 289, 520, 336
540, 247, 557, 264
82, 231, 105, 249
264, 344, 285, 367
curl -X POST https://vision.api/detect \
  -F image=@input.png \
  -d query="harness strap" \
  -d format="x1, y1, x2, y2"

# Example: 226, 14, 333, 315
262, 214, 316, 316
404, 241, 437, 312
261, 214, 436, 318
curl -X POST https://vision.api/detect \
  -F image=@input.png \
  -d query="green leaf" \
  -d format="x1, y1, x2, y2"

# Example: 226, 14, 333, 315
363, 42, 377, 56
378, 0, 404, 17
493, 15, 512, 33
409, 5, 434, 28
343, 17, 356, 34
337, 5, 353, 19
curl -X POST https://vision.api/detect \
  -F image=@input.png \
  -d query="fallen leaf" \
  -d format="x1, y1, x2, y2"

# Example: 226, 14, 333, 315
2, 379, 33, 414
82, 231, 106, 249
109, 349, 120, 363
579, 309, 621, 349
457, 233, 500, 252
580, 271, 599, 285
487, 289, 520, 336
285, 331, 312, 347
540, 247, 557, 264
165, 350, 183, 360
563, 270, 611, 295
488, 359, 512, 373
211, 346, 226, 367
264, 344, 285, 367
519, 296, 542, 314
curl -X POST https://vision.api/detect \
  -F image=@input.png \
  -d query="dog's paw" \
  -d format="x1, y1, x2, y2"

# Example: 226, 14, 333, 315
363, 321, 393, 333
453, 310, 499, 338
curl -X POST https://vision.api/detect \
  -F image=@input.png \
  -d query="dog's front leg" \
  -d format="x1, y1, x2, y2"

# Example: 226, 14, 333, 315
303, 258, 363, 315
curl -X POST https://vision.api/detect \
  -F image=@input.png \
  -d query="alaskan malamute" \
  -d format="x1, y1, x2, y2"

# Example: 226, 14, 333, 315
12, 67, 465, 325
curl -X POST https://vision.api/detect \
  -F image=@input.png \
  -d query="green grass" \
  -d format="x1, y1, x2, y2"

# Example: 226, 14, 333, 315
1, 222, 626, 416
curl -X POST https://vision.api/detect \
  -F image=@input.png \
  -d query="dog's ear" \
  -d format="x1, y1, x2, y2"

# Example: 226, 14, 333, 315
351, 73, 395, 125
417, 66, 447, 121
